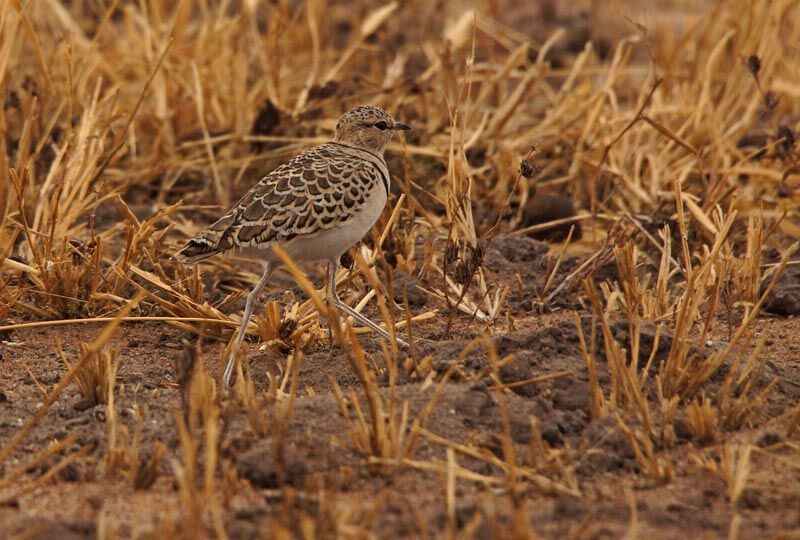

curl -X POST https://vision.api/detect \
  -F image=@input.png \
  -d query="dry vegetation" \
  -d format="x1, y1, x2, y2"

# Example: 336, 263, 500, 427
2, 0, 800, 538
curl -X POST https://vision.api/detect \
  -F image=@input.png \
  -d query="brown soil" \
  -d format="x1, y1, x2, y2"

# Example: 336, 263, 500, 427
3, 236, 800, 539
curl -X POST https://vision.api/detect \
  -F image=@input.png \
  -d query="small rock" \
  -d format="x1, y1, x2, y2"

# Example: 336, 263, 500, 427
763, 274, 800, 316
238, 444, 280, 489
73, 400, 94, 412
756, 431, 782, 447
538, 420, 563, 446
673, 417, 693, 442
666, 502, 688, 514
521, 193, 582, 242
608, 320, 673, 369
739, 488, 762, 509
392, 273, 427, 308
237, 440, 308, 489
59, 462, 81, 482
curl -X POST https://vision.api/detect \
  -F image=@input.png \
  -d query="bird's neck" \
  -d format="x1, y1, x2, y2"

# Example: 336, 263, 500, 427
331, 140, 386, 161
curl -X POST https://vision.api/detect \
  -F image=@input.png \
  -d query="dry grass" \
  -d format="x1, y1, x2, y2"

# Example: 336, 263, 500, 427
58, 340, 119, 406
2, 0, 800, 537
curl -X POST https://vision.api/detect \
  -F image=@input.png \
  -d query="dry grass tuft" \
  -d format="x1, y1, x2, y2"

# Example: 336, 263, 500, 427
172, 344, 225, 538
59, 340, 119, 406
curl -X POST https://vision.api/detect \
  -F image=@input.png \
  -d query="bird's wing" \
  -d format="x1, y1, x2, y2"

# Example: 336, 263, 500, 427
175, 144, 384, 263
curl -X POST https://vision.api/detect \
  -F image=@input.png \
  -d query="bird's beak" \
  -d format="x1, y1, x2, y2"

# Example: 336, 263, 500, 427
392, 122, 411, 131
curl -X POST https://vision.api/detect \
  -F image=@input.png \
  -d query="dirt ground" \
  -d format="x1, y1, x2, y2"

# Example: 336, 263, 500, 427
2, 234, 800, 539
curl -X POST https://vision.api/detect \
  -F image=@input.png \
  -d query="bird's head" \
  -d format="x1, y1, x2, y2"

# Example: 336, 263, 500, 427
333, 105, 410, 154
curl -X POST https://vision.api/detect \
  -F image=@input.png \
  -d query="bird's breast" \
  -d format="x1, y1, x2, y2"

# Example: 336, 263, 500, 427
272, 185, 387, 263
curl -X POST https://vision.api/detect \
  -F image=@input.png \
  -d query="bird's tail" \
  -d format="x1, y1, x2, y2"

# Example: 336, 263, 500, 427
175, 212, 237, 264
174, 238, 223, 264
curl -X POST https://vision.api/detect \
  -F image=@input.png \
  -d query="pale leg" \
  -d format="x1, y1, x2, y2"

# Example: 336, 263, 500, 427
223, 262, 273, 387
326, 260, 409, 348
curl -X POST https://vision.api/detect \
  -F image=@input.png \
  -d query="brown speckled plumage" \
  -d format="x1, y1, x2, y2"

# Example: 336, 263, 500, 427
176, 141, 388, 263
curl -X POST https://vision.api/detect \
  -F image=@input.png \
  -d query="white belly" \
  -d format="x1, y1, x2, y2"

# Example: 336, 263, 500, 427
252, 187, 388, 264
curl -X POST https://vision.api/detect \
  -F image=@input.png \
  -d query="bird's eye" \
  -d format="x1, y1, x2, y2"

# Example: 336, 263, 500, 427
374, 121, 388, 131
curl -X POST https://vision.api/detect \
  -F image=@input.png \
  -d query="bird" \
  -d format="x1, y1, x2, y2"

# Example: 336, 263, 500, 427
175, 105, 411, 387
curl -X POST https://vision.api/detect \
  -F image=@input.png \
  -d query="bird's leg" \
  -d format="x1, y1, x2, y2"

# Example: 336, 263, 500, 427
326, 260, 409, 348
223, 262, 273, 387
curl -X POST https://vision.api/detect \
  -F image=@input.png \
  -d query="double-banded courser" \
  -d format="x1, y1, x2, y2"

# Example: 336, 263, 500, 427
176, 105, 410, 386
